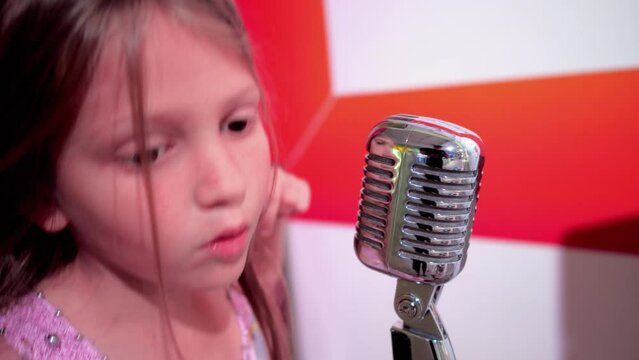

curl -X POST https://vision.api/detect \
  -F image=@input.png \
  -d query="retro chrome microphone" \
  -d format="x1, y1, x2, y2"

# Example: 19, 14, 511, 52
354, 114, 484, 360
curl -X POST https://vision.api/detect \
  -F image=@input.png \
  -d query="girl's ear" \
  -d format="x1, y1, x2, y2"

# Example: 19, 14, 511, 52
39, 209, 69, 233
35, 199, 69, 233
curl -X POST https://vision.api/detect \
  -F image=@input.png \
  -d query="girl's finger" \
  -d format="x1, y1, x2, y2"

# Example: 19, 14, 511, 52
258, 168, 283, 236
279, 174, 310, 215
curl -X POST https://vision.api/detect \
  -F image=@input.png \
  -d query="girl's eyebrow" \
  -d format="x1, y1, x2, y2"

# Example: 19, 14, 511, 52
89, 84, 262, 144
145, 83, 261, 123
218, 84, 262, 111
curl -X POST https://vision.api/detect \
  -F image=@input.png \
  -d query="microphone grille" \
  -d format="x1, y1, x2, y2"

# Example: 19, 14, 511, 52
355, 115, 484, 284
356, 152, 396, 250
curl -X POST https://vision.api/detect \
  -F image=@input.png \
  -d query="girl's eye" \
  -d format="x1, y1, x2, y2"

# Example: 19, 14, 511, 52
124, 145, 167, 166
226, 119, 248, 132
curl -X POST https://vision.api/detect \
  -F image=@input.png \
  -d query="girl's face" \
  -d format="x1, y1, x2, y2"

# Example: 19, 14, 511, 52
50, 11, 272, 290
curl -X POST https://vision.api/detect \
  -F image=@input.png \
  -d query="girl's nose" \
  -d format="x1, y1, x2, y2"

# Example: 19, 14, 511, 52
193, 143, 246, 209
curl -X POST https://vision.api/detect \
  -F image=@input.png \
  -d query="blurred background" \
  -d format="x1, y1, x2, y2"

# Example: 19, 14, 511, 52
237, 1, 639, 359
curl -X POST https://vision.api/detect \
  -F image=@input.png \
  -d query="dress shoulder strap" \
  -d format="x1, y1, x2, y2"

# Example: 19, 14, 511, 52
228, 286, 270, 360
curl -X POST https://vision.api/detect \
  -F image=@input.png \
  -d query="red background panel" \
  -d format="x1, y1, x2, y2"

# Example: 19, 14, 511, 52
236, 0, 331, 157
237, 1, 639, 255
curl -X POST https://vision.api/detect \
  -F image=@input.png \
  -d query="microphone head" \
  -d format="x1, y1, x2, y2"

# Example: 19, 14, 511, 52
354, 114, 485, 284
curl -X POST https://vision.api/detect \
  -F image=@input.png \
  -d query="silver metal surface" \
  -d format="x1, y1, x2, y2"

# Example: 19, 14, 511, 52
354, 114, 484, 284
394, 280, 446, 337
391, 321, 456, 360
353, 114, 485, 360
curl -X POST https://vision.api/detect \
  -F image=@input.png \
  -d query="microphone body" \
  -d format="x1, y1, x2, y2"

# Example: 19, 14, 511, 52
354, 114, 484, 360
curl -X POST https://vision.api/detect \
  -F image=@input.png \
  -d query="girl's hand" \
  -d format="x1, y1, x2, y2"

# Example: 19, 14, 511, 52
249, 168, 310, 322
258, 167, 311, 238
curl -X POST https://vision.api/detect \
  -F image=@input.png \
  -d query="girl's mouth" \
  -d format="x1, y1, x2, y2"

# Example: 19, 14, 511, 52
208, 225, 249, 262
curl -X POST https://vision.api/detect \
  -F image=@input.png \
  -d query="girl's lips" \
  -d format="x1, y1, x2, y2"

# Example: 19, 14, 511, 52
208, 225, 249, 262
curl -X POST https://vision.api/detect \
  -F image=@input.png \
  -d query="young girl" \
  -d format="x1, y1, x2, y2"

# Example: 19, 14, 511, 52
0, 0, 310, 359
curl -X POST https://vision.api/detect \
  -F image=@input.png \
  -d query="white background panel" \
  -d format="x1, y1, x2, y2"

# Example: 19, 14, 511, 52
323, 0, 639, 95
285, 220, 639, 360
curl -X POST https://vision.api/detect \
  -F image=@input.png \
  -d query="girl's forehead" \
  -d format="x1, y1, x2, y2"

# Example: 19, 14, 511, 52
74, 8, 254, 138
89, 8, 242, 95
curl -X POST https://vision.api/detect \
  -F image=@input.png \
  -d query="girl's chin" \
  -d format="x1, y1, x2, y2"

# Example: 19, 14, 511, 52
165, 262, 248, 292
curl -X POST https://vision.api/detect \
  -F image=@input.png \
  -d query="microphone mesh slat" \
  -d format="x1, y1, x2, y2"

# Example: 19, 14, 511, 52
405, 202, 470, 221
408, 177, 476, 197
402, 226, 466, 246
407, 189, 473, 209
411, 164, 477, 185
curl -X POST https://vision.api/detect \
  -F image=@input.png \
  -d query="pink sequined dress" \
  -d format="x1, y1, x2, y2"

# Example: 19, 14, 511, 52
0, 288, 267, 359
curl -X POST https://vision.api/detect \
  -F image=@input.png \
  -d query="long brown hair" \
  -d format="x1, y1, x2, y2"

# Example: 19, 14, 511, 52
0, 0, 290, 358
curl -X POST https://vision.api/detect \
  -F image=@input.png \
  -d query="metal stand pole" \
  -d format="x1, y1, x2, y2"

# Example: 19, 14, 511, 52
391, 279, 456, 360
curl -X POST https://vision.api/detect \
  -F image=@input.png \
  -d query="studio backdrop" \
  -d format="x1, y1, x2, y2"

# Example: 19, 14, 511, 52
237, 1, 639, 359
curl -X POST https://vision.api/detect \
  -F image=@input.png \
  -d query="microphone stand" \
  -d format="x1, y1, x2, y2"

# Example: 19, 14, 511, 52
391, 279, 456, 360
